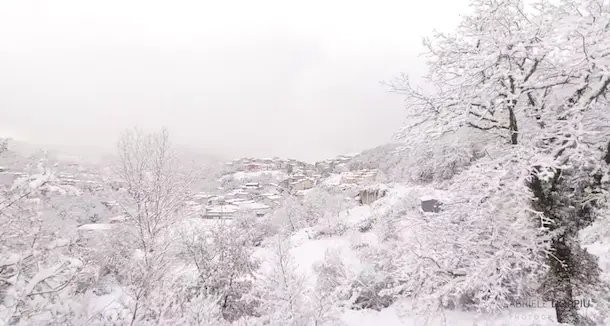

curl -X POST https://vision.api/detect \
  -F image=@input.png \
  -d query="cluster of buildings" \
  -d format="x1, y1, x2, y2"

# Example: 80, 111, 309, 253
314, 154, 354, 176
225, 157, 322, 196
199, 156, 370, 219
226, 157, 316, 175
204, 155, 389, 219
339, 169, 378, 184
189, 179, 281, 219
0, 167, 105, 192
57, 173, 105, 191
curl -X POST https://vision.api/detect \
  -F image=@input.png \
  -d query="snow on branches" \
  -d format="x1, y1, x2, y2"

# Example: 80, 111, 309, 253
0, 162, 82, 325
390, 0, 610, 324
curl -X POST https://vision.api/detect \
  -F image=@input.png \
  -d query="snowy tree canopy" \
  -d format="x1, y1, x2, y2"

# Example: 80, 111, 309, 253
387, 0, 610, 324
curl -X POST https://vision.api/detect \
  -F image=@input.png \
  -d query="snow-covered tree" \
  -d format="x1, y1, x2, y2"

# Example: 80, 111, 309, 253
270, 186, 355, 239
99, 127, 197, 324
304, 187, 354, 238
0, 159, 82, 325
390, 0, 610, 323
178, 218, 259, 322
249, 235, 322, 326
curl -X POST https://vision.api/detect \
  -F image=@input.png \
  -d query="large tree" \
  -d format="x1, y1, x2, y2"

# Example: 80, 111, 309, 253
391, 0, 610, 324
105, 127, 197, 324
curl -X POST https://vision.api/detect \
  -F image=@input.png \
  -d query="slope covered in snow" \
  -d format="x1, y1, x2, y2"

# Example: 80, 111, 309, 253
250, 183, 591, 325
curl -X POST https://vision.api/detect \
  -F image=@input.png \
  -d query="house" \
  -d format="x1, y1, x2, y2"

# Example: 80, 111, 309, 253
193, 193, 214, 203
278, 176, 315, 194
227, 188, 251, 200
237, 201, 272, 216
226, 197, 249, 205
60, 178, 77, 185
203, 204, 238, 219
244, 182, 261, 190
207, 196, 226, 206
246, 163, 260, 172
293, 178, 314, 191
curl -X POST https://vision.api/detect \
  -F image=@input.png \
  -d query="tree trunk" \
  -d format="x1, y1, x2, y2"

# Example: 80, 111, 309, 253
549, 238, 581, 325
508, 105, 518, 145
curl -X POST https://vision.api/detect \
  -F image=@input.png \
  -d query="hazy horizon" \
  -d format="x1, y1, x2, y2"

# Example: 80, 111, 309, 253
0, 0, 470, 162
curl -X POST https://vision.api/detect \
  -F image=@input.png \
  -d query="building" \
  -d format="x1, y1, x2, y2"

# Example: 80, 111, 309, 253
203, 204, 238, 219
244, 182, 262, 190
193, 192, 214, 203
226, 189, 251, 200
290, 178, 314, 192
237, 200, 272, 216
278, 177, 314, 194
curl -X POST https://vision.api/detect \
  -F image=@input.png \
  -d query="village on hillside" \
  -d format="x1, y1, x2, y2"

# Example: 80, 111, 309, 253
0, 148, 391, 224
187, 155, 386, 219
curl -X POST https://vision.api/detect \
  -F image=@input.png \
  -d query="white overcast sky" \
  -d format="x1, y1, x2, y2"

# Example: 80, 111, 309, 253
0, 0, 470, 162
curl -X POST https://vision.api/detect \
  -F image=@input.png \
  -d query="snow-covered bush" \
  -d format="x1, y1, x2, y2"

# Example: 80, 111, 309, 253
314, 248, 394, 312
232, 211, 278, 247
273, 186, 356, 238
179, 219, 260, 322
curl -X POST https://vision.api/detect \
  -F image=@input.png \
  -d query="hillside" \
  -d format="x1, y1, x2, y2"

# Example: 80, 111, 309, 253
2, 130, 610, 325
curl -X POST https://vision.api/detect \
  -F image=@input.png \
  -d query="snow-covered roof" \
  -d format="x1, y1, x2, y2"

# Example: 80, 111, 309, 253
78, 223, 113, 231
206, 205, 238, 214
226, 198, 249, 204
295, 189, 314, 196
237, 201, 270, 211
322, 174, 343, 186
231, 170, 287, 181
228, 189, 249, 195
